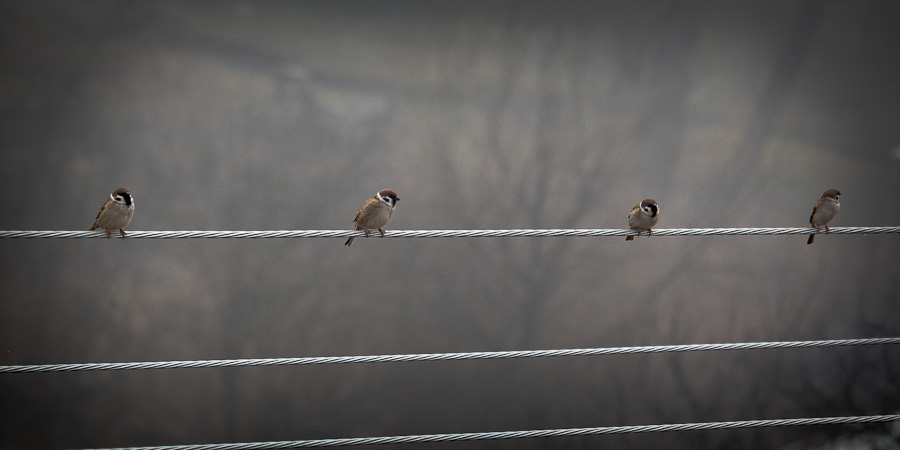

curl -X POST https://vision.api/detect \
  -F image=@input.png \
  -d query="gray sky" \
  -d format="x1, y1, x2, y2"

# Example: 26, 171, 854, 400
1, 2, 899, 449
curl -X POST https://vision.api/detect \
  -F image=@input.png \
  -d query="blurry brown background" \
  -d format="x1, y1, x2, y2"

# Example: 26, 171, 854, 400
1, 1, 899, 449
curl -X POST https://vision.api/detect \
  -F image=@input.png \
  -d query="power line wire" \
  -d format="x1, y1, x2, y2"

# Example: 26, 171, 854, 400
3, 337, 898, 374
0, 226, 898, 239
79, 414, 900, 450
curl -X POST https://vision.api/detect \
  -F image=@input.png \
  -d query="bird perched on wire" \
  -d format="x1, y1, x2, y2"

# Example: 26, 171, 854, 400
345, 189, 400, 246
90, 187, 134, 238
807, 188, 841, 245
626, 198, 659, 241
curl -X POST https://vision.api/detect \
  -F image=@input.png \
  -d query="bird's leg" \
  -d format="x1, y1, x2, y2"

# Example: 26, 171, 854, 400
378, 228, 386, 237
363, 228, 371, 238
825, 225, 830, 233
119, 229, 127, 238
647, 228, 652, 237
104, 228, 112, 238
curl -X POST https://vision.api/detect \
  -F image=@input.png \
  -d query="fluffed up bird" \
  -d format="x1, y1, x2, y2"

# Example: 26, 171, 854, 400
807, 188, 841, 245
626, 198, 659, 241
90, 187, 134, 238
345, 189, 400, 246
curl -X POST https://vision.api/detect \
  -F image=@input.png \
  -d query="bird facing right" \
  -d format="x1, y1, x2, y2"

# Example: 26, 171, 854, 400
345, 189, 400, 246
807, 188, 841, 245
626, 198, 659, 241
90, 187, 135, 238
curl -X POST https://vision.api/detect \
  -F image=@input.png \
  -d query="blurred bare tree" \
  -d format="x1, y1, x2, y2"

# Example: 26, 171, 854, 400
1, 2, 899, 450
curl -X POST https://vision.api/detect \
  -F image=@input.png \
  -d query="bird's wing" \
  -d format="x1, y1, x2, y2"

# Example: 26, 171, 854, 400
352, 195, 378, 224
89, 200, 109, 230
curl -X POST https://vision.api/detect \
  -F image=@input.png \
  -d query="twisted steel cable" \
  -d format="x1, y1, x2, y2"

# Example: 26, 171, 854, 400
3, 337, 898, 374
80, 415, 900, 450
0, 226, 898, 239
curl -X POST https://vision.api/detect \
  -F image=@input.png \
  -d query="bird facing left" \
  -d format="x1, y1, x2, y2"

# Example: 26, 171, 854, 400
90, 187, 135, 238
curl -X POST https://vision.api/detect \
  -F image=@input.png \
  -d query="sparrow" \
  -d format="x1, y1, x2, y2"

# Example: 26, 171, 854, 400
90, 187, 135, 238
345, 189, 400, 246
626, 198, 659, 241
807, 188, 840, 245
